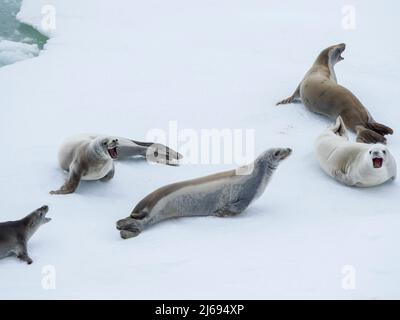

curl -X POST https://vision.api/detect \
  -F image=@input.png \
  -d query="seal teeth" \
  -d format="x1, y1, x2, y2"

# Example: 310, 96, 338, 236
108, 147, 118, 159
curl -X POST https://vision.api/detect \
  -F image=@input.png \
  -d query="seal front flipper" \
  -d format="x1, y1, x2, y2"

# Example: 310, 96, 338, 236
276, 84, 301, 105
215, 198, 250, 217
333, 169, 356, 186
50, 167, 82, 195
16, 244, 33, 264
100, 164, 115, 182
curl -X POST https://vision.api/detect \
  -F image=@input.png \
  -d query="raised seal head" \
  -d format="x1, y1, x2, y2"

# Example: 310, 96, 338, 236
93, 137, 119, 160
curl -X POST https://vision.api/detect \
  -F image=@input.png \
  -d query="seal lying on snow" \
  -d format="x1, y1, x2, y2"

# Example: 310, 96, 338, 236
50, 134, 183, 195
315, 117, 396, 187
0, 206, 51, 264
116, 148, 292, 239
277, 43, 393, 144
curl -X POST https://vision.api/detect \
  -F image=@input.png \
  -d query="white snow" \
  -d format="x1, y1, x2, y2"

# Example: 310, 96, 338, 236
0, 0, 399, 299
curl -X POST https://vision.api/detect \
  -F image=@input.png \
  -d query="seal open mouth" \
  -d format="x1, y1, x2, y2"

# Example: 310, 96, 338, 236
39, 205, 51, 223
336, 44, 345, 62
108, 147, 118, 159
279, 148, 293, 160
372, 157, 383, 168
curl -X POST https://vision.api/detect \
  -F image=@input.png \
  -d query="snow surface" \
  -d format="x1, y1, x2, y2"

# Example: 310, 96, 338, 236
0, 0, 400, 299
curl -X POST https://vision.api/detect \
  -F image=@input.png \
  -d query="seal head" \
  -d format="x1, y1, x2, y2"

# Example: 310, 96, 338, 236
257, 148, 292, 168
25, 205, 51, 238
366, 145, 388, 169
93, 137, 119, 160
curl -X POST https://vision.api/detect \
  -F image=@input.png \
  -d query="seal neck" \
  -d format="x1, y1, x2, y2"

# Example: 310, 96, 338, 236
313, 49, 337, 82
92, 140, 109, 160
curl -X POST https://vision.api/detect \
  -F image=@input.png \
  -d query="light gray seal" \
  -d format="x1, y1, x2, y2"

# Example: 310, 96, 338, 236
50, 134, 183, 195
0, 205, 51, 264
116, 148, 292, 239
277, 43, 393, 144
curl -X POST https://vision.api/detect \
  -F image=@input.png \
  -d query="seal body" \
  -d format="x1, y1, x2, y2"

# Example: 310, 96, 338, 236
116, 148, 292, 239
277, 44, 393, 144
0, 206, 51, 264
315, 117, 397, 187
50, 134, 183, 195
58, 134, 116, 181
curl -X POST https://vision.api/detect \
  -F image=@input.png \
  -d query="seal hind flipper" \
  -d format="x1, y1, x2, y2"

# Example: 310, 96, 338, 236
276, 85, 301, 106
367, 122, 394, 136
130, 210, 148, 219
356, 127, 387, 144
116, 217, 143, 239
117, 138, 183, 165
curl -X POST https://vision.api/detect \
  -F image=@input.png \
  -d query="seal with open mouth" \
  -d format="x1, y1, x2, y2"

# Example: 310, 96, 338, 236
0, 206, 51, 264
315, 117, 397, 187
277, 43, 393, 144
50, 134, 183, 195
116, 148, 292, 239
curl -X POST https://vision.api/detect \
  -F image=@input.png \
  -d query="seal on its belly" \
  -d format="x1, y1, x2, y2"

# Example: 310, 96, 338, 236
116, 148, 292, 239
277, 43, 393, 144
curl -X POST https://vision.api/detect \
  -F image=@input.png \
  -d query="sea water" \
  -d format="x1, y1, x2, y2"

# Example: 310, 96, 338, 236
0, 0, 47, 67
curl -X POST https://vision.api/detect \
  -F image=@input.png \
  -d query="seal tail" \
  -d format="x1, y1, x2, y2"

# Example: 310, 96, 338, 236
366, 122, 393, 136
356, 126, 387, 144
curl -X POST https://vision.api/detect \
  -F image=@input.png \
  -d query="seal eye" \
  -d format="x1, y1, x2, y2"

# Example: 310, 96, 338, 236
103, 142, 107, 146
369, 151, 372, 154
383, 150, 386, 155
274, 151, 280, 157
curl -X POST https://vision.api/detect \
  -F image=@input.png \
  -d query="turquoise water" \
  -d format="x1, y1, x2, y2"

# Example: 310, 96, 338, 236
0, 0, 47, 67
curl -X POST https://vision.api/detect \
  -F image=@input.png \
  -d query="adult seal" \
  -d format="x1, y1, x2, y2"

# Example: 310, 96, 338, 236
315, 117, 396, 187
0, 205, 51, 264
116, 148, 292, 239
50, 134, 183, 195
277, 43, 393, 144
